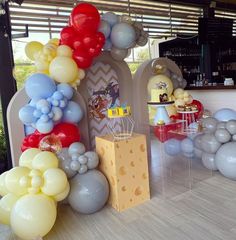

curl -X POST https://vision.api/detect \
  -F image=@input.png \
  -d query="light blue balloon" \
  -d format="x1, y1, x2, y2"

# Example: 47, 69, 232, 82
213, 108, 236, 121
63, 101, 83, 123
102, 12, 118, 27
181, 138, 194, 154
36, 119, 54, 134
57, 83, 74, 100
98, 20, 111, 38
33, 109, 42, 118
25, 73, 56, 99
164, 138, 181, 156
110, 23, 136, 49
24, 125, 36, 135
36, 99, 50, 110
103, 39, 112, 50
29, 97, 41, 107
52, 91, 64, 100
19, 105, 37, 124
52, 106, 63, 122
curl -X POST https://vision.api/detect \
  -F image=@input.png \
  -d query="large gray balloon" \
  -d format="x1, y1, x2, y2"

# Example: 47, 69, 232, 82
202, 117, 218, 133
68, 170, 109, 214
226, 120, 236, 135
202, 152, 218, 171
214, 129, 231, 143
215, 142, 236, 180
171, 77, 179, 89
193, 134, 204, 150
217, 122, 226, 129
84, 151, 99, 169
57, 148, 77, 178
110, 47, 128, 61
194, 147, 203, 159
201, 133, 221, 154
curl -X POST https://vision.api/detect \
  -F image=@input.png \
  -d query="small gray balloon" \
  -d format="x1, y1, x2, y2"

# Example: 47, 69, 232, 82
70, 160, 80, 171
194, 147, 203, 159
215, 142, 236, 180
137, 35, 148, 46
202, 117, 218, 133
85, 151, 99, 169
78, 155, 88, 165
171, 77, 179, 89
217, 122, 226, 129
232, 135, 236, 141
214, 129, 231, 143
78, 164, 88, 174
201, 133, 221, 154
68, 170, 109, 214
193, 134, 204, 150
68, 142, 86, 156
202, 152, 218, 171
226, 120, 236, 135
57, 148, 77, 179
110, 47, 128, 61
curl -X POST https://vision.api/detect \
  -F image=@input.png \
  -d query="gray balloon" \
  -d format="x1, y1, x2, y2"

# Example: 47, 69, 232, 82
232, 135, 236, 141
181, 79, 187, 89
217, 122, 226, 129
110, 47, 128, 61
202, 152, 218, 171
85, 151, 99, 169
226, 120, 236, 135
214, 129, 231, 143
68, 142, 86, 156
58, 148, 77, 179
171, 77, 179, 89
194, 147, 203, 159
201, 133, 221, 154
137, 36, 148, 47
78, 164, 88, 174
202, 117, 218, 133
68, 170, 109, 214
193, 134, 204, 150
215, 142, 236, 180
78, 155, 88, 165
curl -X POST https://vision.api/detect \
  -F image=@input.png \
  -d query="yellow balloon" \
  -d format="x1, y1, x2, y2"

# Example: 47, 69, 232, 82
166, 104, 177, 116
174, 88, 184, 99
25, 41, 44, 61
78, 69, 85, 79
32, 151, 59, 172
57, 45, 73, 57
49, 56, 78, 84
5, 167, 30, 196
19, 148, 41, 169
35, 59, 50, 73
11, 194, 56, 240
41, 168, 67, 196
48, 38, 60, 46
0, 171, 9, 196
147, 74, 173, 97
53, 182, 70, 202
0, 193, 19, 225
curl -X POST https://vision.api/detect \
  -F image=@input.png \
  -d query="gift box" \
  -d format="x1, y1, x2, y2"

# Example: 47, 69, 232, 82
95, 133, 150, 212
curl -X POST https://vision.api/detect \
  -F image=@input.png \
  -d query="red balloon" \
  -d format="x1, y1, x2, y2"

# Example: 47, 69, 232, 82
60, 26, 76, 47
83, 34, 97, 48
73, 36, 84, 50
96, 32, 105, 45
192, 99, 204, 120
70, 3, 100, 35
21, 123, 81, 152
73, 49, 93, 69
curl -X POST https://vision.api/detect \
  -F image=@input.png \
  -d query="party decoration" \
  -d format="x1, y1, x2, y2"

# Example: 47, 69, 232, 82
164, 138, 181, 156
213, 108, 236, 121
25, 41, 44, 60
202, 117, 218, 133
215, 142, 236, 180
0, 171, 9, 196
21, 122, 81, 152
226, 120, 236, 135
173, 88, 193, 107
202, 152, 218, 171
19, 74, 83, 134
68, 169, 109, 214
201, 133, 221, 154
39, 134, 62, 153
214, 129, 231, 143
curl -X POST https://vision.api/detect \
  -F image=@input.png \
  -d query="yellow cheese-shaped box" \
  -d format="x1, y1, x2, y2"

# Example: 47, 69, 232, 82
96, 133, 150, 212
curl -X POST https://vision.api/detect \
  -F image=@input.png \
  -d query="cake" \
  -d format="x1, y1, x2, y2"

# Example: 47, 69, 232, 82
177, 104, 198, 112
150, 82, 169, 103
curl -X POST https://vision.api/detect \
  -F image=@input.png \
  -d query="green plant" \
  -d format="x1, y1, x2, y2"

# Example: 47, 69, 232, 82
0, 126, 7, 161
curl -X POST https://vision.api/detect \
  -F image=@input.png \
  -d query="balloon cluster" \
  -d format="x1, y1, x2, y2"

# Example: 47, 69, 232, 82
21, 122, 81, 152
57, 142, 109, 214
19, 73, 83, 134
0, 149, 69, 240
173, 88, 193, 107
25, 40, 85, 87
58, 142, 99, 177
99, 12, 149, 61
193, 117, 236, 180
60, 3, 105, 69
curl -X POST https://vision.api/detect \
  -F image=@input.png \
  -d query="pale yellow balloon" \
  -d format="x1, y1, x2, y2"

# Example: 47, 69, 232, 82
174, 88, 184, 99
178, 93, 184, 99
11, 194, 56, 240
0, 193, 19, 225
32, 151, 59, 172
35, 59, 50, 72
166, 104, 177, 116
53, 182, 70, 202
147, 74, 173, 97
41, 168, 68, 196
48, 38, 60, 46
25, 41, 44, 60
19, 148, 41, 169
175, 99, 185, 107
0, 171, 9, 196
57, 45, 72, 57
5, 167, 30, 196
183, 91, 189, 98
78, 69, 85, 79
49, 56, 78, 84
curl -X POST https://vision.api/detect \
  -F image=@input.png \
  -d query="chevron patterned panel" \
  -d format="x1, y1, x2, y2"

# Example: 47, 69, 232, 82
86, 62, 122, 149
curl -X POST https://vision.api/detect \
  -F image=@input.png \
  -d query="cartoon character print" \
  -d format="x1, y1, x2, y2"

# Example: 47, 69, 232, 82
88, 95, 109, 120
